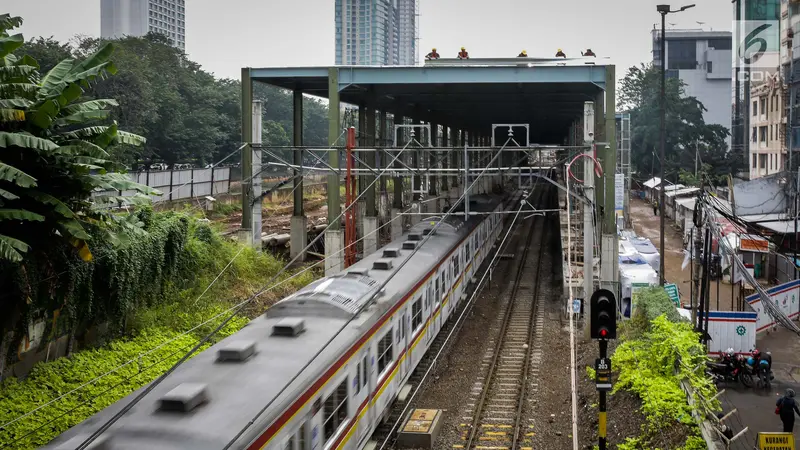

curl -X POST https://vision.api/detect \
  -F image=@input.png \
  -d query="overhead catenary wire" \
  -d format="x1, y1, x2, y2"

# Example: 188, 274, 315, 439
70, 135, 424, 450
375, 157, 551, 450
219, 136, 520, 450
2, 202, 414, 442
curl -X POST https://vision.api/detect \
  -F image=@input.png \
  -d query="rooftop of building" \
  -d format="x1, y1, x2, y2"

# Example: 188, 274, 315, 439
651, 28, 733, 40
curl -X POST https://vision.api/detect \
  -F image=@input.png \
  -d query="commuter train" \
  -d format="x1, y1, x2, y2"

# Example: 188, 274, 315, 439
45, 193, 511, 450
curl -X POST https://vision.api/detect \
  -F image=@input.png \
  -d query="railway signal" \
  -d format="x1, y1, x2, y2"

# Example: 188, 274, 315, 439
589, 289, 617, 450
590, 289, 617, 340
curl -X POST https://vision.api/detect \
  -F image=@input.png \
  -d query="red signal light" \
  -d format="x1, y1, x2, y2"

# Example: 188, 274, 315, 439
599, 328, 608, 338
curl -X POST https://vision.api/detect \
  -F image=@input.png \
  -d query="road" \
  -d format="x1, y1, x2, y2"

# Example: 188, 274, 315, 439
629, 197, 740, 311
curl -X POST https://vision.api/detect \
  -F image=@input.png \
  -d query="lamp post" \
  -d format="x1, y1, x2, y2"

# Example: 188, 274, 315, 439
657, 3, 695, 286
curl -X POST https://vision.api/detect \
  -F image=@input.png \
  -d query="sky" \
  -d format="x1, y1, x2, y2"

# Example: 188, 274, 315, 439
9, 0, 734, 83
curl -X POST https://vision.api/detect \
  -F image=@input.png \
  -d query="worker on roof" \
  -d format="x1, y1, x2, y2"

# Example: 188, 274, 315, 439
458, 47, 469, 59
582, 48, 596, 57
518, 50, 528, 57
425, 47, 440, 60
555, 48, 566, 58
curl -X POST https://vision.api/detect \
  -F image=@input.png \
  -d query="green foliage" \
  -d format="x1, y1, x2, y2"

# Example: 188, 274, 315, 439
0, 306, 248, 450
620, 63, 744, 184
624, 286, 684, 339
0, 14, 155, 266
613, 315, 717, 448
0, 208, 318, 449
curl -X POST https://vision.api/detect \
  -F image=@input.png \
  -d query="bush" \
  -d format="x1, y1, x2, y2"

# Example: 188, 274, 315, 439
0, 306, 247, 450
0, 210, 319, 449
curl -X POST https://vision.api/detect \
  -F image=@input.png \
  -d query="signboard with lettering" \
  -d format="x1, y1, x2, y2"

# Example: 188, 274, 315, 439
664, 283, 680, 306
402, 409, 440, 434
757, 432, 795, 450
595, 357, 612, 391
615, 173, 624, 217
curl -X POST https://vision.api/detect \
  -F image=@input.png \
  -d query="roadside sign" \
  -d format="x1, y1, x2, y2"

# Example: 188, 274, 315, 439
572, 299, 581, 314
664, 283, 680, 306
595, 357, 612, 391
757, 432, 794, 450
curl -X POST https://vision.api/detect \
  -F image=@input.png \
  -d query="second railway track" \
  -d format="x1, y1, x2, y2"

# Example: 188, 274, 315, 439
458, 191, 548, 450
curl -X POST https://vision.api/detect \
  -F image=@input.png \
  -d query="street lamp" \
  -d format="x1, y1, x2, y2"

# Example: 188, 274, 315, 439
657, 3, 695, 286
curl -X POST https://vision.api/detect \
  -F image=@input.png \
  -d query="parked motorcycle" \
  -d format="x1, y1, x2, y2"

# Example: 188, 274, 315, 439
706, 349, 753, 388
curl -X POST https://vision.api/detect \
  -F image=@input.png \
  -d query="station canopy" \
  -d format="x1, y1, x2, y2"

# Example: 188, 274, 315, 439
246, 58, 612, 145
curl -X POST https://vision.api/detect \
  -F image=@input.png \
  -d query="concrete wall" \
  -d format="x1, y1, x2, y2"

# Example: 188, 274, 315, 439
733, 173, 787, 216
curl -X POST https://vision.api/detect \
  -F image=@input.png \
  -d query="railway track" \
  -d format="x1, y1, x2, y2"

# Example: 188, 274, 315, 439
370, 192, 526, 449
458, 192, 547, 450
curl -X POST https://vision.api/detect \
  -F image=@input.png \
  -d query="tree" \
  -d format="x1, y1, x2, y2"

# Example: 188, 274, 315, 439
17, 36, 72, 73
620, 64, 744, 184
0, 14, 155, 261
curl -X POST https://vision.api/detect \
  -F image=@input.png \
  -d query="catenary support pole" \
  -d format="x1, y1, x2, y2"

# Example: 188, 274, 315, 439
658, 9, 667, 286
325, 68, 343, 275
240, 68, 253, 238
250, 100, 263, 251
291, 90, 307, 261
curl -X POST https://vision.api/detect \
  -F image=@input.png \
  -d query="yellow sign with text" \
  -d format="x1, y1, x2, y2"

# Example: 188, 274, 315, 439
758, 432, 795, 450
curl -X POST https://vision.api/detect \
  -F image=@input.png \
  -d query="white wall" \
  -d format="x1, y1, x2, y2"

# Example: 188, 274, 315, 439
679, 69, 732, 134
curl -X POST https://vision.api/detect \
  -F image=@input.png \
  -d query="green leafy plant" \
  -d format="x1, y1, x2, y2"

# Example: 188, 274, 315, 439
610, 287, 716, 449
0, 13, 156, 264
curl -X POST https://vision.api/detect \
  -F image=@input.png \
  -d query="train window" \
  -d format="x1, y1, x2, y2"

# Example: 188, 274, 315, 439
299, 423, 307, 450
434, 276, 440, 306
323, 379, 348, 443
400, 314, 405, 340
377, 329, 394, 375
411, 298, 422, 331
354, 362, 361, 395
285, 435, 295, 450
453, 255, 460, 275
465, 242, 470, 259
361, 356, 367, 388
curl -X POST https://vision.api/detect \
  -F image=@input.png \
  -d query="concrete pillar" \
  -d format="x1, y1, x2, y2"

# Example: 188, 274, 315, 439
364, 216, 378, 255
600, 66, 619, 290
378, 110, 388, 223
393, 115, 404, 210
411, 119, 423, 224
391, 208, 403, 241
326, 68, 343, 275
441, 126, 449, 193
429, 122, 439, 213
239, 69, 255, 244
291, 90, 307, 260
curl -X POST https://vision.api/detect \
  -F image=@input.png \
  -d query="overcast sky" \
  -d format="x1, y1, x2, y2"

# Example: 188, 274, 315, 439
9, 0, 733, 83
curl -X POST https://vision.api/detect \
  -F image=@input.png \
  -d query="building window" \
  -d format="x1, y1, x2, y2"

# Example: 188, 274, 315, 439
760, 126, 768, 143
753, 101, 758, 116
760, 154, 767, 169
322, 379, 348, 443
760, 97, 767, 117
752, 153, 757, 168
667, 39, 697, 70
707, 38, 732, 50
707, 61, 713, 73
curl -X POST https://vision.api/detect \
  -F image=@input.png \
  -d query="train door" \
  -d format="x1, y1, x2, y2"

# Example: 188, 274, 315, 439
366, 344, 377, 431
355, 352, 370, 446
430, 281, 440, 338
398, 310, 408, 382
422, 283, 433, 349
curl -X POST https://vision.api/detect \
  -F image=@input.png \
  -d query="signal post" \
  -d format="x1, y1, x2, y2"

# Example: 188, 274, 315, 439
590, 289, 617, 450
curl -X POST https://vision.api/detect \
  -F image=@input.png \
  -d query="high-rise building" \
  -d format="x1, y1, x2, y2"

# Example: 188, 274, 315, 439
651, 29, 733, 144
101, 0, 185, 51
335, 0, 417, 66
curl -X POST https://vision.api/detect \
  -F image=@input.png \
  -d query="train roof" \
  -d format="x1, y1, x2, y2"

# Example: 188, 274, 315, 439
43, 194, 505, 450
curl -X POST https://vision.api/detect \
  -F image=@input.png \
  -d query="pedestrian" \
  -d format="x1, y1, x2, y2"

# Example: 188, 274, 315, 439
776, 388, 800, 432
653, 202, 658, 216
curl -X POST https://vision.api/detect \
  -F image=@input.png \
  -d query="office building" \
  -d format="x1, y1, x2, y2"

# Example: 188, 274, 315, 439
651, 29, 733, 144
335, 0, 418, 66
101, 0, 185, 50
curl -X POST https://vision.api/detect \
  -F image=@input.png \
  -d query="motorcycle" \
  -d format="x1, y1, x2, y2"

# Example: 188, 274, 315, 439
706, 352, 753, 388
745, 348, 774, 389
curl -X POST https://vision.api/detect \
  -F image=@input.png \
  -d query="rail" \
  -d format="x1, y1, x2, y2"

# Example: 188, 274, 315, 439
463, 188, 546, 450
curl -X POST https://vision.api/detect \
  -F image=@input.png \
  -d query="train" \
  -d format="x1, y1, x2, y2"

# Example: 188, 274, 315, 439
45, 192, 512, 450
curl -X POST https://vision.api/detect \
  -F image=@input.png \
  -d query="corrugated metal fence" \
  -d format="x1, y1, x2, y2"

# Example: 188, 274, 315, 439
94, 167, 231, 202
